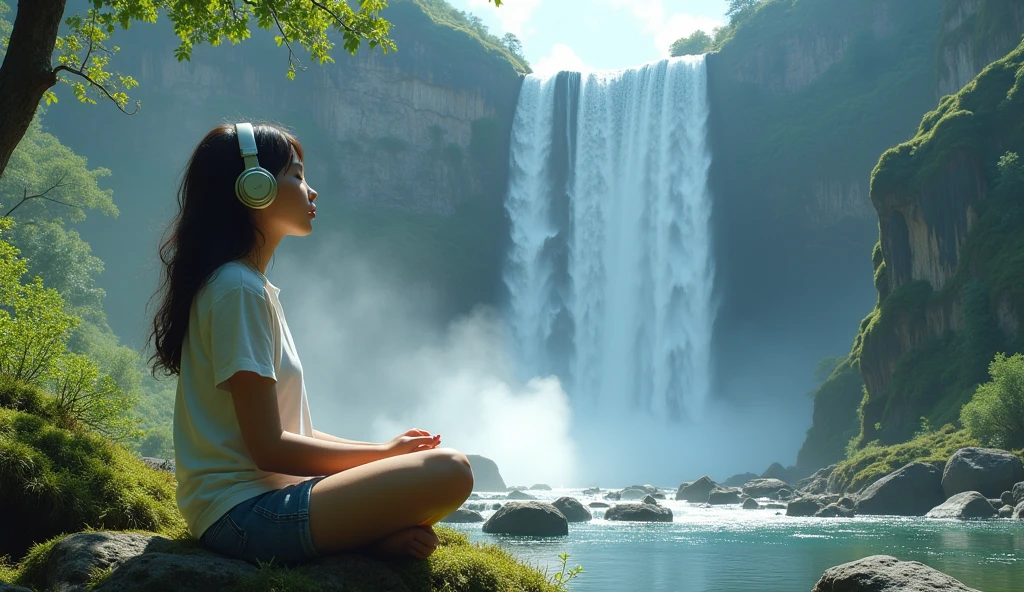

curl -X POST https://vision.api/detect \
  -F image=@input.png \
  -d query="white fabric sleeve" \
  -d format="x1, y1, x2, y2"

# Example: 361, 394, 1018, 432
210, 285, 277, 391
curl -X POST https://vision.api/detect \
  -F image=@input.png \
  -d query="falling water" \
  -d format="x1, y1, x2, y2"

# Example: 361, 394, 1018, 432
503, 57, 715, 421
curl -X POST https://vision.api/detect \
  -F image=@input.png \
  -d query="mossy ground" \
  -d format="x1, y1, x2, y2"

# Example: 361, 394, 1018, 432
829, 425, 980, 493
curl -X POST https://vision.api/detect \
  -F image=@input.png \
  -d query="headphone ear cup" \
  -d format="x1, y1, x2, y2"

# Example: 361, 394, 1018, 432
235, 167, 278, 209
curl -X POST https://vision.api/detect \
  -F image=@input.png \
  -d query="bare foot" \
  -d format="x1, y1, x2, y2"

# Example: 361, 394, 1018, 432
363, 525, 440, 560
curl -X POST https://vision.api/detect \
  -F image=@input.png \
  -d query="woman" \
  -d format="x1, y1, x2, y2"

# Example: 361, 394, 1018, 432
148, 122, 473, 565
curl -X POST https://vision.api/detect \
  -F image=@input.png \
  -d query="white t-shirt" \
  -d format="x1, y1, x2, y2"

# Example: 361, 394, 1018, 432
174, 260, 314, 538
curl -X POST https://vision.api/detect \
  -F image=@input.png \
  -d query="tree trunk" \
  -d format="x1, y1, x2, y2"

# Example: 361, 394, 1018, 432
0, 0, 66, 179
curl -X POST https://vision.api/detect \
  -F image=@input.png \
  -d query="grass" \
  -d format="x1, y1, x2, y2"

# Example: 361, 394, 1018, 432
829, 424, 980, 493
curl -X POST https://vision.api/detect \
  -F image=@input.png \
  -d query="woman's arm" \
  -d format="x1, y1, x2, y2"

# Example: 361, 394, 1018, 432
229, 371, 437, 476
312, 429, 376, 446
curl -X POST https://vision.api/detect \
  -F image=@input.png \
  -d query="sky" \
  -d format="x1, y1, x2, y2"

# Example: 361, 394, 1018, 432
447, 0, 729, 74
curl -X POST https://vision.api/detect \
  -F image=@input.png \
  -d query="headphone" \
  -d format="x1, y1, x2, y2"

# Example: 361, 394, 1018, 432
234, 122, 277, 209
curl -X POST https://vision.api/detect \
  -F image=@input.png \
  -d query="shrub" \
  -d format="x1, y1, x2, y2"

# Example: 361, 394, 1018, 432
961, 353, 1024, 449
830, 424, 979, 493
0, 406, 186, 560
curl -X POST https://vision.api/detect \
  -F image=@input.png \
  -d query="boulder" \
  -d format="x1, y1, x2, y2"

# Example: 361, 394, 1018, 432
466, 455, 507, 492
777, 489, 794, 500
760, 462, 793, 484
0, 584, 32, 592
628, 484, 660, 495
441, 509, 484, 523
588, 502, 609, 508
603, 491, 621, 501
1013, 481, 1024, 506
786, 497, 823, 517
926, 491, 998, 520
722, 472, 759, 488
815, 503, 854, 518
1000, 491, 1014, 506
640, 495, 659, 505
796, 464, 836, 495
552, 497, 592, 522
811, 555, 980, 592
741, 478, 791, 499
140, 457, 175, 473
582, 487, 601, 495
742, 498, 760, 510
482, 502, 568, 536
1015, 501, 1024, 519
619, 487, 648, 500
837, 496, 855, 510
998, 505, 1014, 518
605, 503, 673, 523
854, 462, 945, 517
708, 487, 742, 505
676, 476, 717, 503
529, 483, 552, 491
941, 447, 1024, 498
506, 490, 537, 501
765, 502, 787, 509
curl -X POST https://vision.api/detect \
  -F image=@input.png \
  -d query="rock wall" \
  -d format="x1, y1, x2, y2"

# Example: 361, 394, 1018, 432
936, 0, 1024, 97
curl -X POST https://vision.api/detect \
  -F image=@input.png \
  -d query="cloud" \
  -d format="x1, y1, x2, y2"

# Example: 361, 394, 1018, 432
467, 0, 542, 37
275, 236, 579, 487
603, 0, 723, 57
532, 43, 591, 76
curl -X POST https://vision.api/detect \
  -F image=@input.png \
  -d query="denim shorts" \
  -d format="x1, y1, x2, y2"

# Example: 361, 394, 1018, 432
200, 477, 324, 565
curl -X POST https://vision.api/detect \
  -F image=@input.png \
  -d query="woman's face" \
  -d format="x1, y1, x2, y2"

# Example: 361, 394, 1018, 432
251, 149, 318, 240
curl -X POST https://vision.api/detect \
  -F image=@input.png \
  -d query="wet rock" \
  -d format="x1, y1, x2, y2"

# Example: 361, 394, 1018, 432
1000, 491, 1014, 506
796, 464, 836, 495
926, 491, 998, 520
837, 496, 855, 510
708, 487, 742, 505
676, 476, 717, 503
582, 487, 601, 495
619, 487, 648, 500
482, 502, 568, 536
1013, 481, 1024, 506
506, 490, 537, 500
941, 447, 1024, 498
855, 462, 945, 517
603, 491, 621, 501
529, 483, 551, 491
742, 498, 760, 510
605, 503, 673, 523
441, 508, 484, 523
998, 505, 1014, 518
640, 494, 659, 505
741, 478, 791, 499
786, 496, 824, 517
1014, 501, 1024, 519
588, 502, 609, 508
552, 497, 592, 522
814, 503, 854, 518
811, 554, 980, 591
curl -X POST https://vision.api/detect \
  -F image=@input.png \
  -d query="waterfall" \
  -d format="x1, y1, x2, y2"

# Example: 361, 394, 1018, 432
503, 57, 715, 421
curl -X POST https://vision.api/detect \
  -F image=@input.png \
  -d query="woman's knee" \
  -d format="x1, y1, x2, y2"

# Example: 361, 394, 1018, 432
423, 448, 474, 497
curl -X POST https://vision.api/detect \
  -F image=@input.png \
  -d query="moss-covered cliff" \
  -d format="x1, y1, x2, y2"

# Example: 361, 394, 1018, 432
800, 35, 1024, 469
936, 0, 1024, 97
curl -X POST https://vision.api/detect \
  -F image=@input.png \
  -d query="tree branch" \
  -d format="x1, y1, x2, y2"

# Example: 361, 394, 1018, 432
52, 65, 140, 115
266, 0, 306, 77
3, 173, 79, 218
309, 0, 366, 36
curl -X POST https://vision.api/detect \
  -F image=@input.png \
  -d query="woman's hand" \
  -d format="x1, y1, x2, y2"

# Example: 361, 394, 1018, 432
384, 428, 440, 456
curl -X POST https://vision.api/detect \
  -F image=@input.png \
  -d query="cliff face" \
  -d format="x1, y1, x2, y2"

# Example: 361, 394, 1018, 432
42, 0, 525, 342
936, 0, 1024, 97
706, 0, 941, 408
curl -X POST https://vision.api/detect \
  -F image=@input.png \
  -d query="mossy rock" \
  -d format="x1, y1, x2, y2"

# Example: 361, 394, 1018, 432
9, 528, 562, 592
0, 403, 187, 560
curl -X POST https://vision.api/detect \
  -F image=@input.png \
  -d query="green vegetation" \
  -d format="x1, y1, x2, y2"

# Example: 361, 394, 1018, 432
829, 424, 979, 493
669, 31, 713, 56
409, 0, 530, 73
796, 356, 864, 471
961, 353, 1024, 449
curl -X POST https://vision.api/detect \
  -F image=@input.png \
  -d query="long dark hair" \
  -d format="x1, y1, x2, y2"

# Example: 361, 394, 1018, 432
148, 122, 304, 376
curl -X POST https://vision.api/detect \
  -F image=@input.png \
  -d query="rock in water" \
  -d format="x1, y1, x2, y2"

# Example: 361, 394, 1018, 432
466, 455, 507, 492
926, 491, 998, 519
1013, 481, 1024, 506
998, 505, 1014, 518
708, 487, 742, 505
441, 508, 484, 523
676, 476, 717, 503
814, 503, 854, 518
482, 502, 568, 536
605, 503, 673, 522
529, 483, 552, 490
640, 494, 659, 505
1014, 501, 1024, 519
796, 464, 836, 494
741, 478, 791, 499
552, 497, 592, 522
619, 487, 648, 500
811, 555, 980, 591
506, 489, 537, 500
941, 447, 1024, 498
742, 498, 760, 509
1000, 490, 1014, 506
786, 496, 824, 517
855, 462, 945, 516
